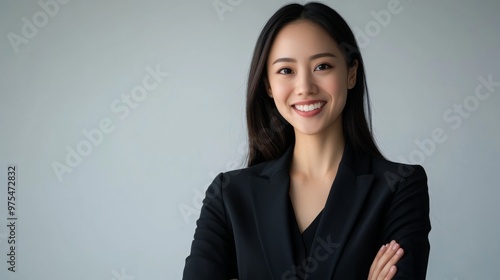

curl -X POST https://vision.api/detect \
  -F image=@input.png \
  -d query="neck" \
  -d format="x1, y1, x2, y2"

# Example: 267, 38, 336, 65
291, 124, 345, 179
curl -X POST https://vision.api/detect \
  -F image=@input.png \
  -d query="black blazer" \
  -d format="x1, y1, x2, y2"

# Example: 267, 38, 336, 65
183, 144, 431, 280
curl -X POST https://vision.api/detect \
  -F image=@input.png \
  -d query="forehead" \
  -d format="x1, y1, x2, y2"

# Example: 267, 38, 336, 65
268, 20, 342, 60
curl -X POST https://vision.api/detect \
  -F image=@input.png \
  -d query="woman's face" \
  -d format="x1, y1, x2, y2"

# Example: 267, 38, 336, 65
266, 20, 357, 137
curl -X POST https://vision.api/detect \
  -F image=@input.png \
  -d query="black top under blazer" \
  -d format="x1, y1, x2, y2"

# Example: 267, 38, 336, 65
183, 143, 431, 280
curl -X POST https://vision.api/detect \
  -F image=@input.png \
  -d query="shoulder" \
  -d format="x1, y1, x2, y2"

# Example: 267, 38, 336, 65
221, 149, 290, 181
224, 160, 272, 179
368, 156, 428, 194
371, 156, 427, 178
208, 159, 277, 192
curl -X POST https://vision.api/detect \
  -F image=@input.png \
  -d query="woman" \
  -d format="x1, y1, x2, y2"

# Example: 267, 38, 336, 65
183, 2, 430, 279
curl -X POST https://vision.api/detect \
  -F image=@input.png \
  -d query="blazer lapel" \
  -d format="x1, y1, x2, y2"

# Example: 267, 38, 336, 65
307, 145, 375, 279
250, 147, 296, 279
249, 143, 375, 279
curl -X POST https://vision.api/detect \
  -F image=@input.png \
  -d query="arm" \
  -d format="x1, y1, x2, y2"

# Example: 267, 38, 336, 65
183, 173, 238, 280
382, 165, 431, 279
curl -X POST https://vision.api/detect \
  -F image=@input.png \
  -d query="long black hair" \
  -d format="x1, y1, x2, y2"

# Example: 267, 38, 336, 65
246, 2, 384, 167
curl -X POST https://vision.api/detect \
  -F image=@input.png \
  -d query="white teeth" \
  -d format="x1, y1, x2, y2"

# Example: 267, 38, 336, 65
294, 102, 324, 112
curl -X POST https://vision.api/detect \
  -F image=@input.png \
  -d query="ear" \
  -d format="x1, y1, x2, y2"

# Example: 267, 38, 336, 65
347, 59, 358, 90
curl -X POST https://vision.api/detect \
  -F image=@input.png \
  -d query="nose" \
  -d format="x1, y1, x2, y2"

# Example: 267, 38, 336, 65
295, 70, 318, 96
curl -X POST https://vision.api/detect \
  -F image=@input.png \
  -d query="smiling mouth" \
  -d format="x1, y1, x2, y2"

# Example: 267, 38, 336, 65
293, 102, 326, 112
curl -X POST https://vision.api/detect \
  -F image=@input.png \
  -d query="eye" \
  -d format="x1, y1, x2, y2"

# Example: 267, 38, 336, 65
315, 63, 332, 71
278, 68, 293, 75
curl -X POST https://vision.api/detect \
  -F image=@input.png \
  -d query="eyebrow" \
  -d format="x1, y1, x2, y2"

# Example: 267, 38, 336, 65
271, 52, 337, 65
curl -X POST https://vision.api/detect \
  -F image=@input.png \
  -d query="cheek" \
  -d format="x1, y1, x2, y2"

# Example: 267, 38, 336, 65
321, 78, 348, 110
323, 74, 349, 93
269, 82, 293, 104
270, 89, 293, 120
273, 96, 291, 115
322, 78, 348, 99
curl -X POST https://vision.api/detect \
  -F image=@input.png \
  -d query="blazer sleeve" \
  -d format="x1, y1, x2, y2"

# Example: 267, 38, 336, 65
382, 165, 431, 280
183, 172, 238, 280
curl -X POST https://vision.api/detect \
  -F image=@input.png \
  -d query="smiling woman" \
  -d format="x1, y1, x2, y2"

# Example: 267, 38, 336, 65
183, 2, 430, 280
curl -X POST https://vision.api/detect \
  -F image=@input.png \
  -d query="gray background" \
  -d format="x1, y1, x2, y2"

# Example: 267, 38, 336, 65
1, 0, 499, 279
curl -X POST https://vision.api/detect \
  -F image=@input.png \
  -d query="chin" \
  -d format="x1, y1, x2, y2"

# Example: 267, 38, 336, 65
293, 126, 326, 136
292, 119, 342, 137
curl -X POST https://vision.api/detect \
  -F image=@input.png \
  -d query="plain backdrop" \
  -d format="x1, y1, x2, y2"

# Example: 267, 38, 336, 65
1, 0, 499, 279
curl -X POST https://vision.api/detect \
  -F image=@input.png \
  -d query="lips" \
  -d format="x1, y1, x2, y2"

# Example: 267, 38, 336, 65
293, 101, 325, 112
292, 101, 326, 117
